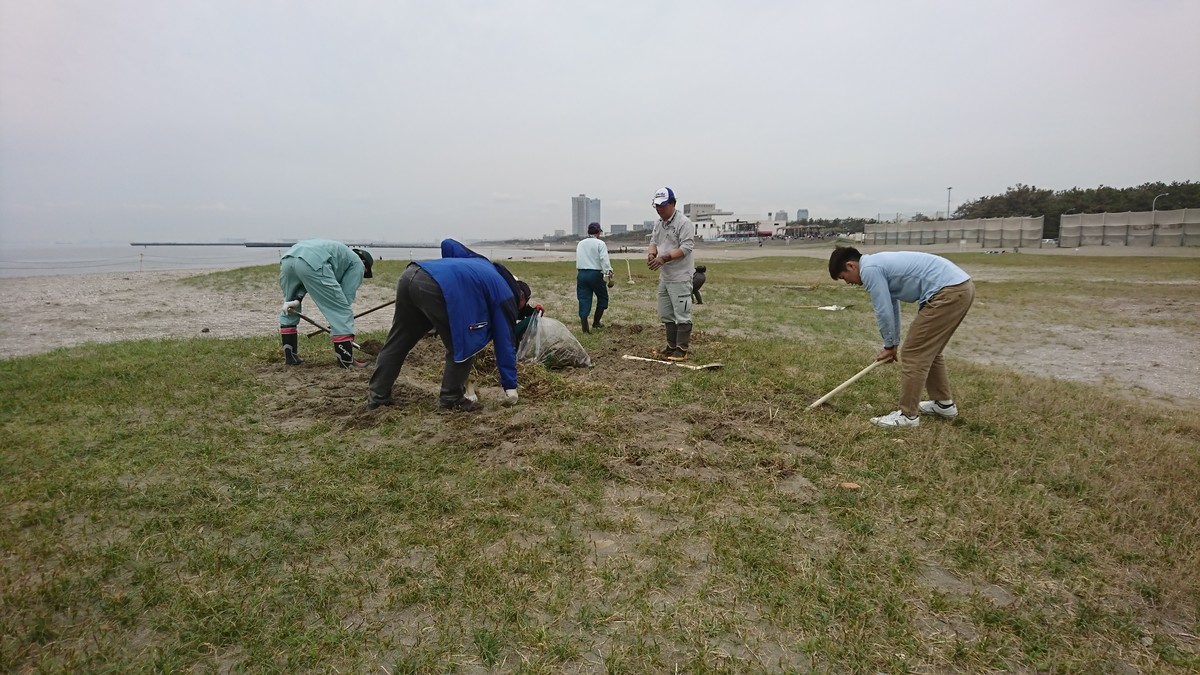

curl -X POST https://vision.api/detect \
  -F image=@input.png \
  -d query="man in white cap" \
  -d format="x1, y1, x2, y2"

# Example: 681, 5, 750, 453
575, 222, 613, 334
647, 187, 696, 361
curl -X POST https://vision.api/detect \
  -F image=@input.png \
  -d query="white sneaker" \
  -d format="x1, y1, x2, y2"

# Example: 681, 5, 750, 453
870, 410, 920, 428
918, 400, 958, 419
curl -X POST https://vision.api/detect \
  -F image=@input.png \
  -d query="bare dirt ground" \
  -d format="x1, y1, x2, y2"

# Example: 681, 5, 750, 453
1, 244, 1198, 409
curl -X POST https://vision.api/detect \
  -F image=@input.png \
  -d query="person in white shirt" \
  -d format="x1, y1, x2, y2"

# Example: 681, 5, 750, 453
575, 222, 614, 334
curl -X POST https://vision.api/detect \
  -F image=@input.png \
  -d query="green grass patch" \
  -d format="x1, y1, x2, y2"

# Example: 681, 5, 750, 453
2, 254, 1198, 672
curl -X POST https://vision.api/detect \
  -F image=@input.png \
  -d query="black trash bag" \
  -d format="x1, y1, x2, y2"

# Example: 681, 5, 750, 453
517, 313, 593, 368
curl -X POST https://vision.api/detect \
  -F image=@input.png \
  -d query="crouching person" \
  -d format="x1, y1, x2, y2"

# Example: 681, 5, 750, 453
277, 239, 373, 367
367, 239, 531, 412
692, 265, 707, 304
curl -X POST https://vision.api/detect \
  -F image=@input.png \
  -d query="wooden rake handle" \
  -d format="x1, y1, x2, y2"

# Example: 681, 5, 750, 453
807, 360, 883, 410
305, 300, 396, 337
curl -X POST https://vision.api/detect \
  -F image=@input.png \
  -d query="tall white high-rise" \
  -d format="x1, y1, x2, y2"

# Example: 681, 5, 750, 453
571, 194, 602, 236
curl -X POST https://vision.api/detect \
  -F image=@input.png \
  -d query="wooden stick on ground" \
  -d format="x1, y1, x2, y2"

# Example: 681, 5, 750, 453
621, 354, 723, 371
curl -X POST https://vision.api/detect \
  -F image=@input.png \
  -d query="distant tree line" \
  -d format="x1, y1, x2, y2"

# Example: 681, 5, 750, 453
951, 181, 1199, 239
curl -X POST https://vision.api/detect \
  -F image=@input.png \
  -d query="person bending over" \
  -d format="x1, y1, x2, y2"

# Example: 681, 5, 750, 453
367, 239, 530, 413
828, 246, 974, 428
277, 239, 373, 368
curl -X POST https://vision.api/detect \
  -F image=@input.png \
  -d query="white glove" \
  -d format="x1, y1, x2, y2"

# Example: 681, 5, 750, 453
503, 389, 519, 405
282, 299, 301, 315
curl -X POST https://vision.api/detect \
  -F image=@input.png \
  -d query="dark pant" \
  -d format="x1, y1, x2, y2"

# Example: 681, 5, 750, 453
576, 269, 609, 319
368, 265, 475, 407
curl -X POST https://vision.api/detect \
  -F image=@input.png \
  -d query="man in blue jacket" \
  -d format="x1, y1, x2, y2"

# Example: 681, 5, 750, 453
829, 246, 974, 428
367, 240, 529, 412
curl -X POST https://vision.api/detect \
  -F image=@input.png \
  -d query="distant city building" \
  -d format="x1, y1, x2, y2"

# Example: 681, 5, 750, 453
554, 229, 566, 238
588, 198, 600, 231
611, 224, 627, 234
571, 194, 602, 237
682, 202, 734, 240
571, 195, 589, 237
633, 220, 655, 232
774, 210, 789, 222
795, 209, 810, 221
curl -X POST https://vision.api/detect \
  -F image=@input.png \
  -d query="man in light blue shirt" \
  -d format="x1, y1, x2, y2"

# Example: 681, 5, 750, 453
829, 247, 975, 427
575, 222, 613, 334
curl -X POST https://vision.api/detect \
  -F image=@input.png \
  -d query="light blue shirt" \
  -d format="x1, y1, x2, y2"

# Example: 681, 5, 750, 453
859, 252, 971, 348
575, 236, 612, 273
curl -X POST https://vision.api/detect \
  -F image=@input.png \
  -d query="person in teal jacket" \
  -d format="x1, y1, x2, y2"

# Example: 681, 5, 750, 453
278, 239, 373, 368
367, 239, 530, 412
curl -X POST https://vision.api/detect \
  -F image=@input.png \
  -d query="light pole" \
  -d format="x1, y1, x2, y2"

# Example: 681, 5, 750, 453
946, 187, 953, 220
1152, 192, 1168, 247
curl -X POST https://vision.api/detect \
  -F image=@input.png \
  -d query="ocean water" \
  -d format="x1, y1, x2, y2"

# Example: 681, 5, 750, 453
0, 243, 552, 278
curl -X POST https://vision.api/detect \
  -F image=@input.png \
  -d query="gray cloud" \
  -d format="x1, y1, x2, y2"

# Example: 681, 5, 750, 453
2, 0, 1198, 244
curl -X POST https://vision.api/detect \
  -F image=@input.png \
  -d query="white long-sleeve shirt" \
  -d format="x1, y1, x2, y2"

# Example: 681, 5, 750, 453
575, 237, 612, 274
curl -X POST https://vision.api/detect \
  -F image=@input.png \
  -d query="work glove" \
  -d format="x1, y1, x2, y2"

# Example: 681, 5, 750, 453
281, 299, 301, 315
503, 389, 519, 406
534, 304, 544, 316
606, 273, 615, 288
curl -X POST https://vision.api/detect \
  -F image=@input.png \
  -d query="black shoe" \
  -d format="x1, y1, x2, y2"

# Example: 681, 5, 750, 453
438, 398, 484, 413
366, 397, 395, 410
580, 317, 590, 334
666, 347, 689, 362
284, 352, 304, 366
592, 321, 605, 329
658, 345, 676, 356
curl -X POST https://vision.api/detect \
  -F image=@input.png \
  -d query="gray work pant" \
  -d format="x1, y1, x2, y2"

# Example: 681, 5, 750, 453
368, 265, 474, 407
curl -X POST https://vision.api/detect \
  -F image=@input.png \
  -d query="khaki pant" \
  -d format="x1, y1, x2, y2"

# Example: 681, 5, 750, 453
899, 280, 975, 417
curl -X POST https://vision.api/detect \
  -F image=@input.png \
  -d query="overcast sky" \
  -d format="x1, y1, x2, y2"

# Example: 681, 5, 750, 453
2, 1, 1198, 245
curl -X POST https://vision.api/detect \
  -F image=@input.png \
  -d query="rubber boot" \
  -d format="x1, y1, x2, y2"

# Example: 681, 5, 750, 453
660, 322, 678, 356
281, 326, 303, 365
670, 323, 692, 361
333, 336, 365, 369
592, 308, 605, 329
580, 317, 590, 334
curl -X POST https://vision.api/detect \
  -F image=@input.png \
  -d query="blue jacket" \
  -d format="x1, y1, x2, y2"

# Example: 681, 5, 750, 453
415, 240, 522, 389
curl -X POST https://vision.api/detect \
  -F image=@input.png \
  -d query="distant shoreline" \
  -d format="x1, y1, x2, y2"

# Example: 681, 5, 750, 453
128, 241, 444, 248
